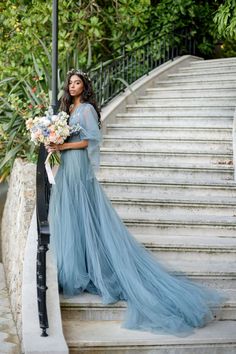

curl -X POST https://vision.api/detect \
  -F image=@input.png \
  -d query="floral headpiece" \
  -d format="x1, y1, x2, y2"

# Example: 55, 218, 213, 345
67, 69, 91, 82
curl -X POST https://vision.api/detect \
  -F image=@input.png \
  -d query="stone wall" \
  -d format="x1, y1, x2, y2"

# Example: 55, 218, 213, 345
0, 182, 8, 261
1, 158, 36, 340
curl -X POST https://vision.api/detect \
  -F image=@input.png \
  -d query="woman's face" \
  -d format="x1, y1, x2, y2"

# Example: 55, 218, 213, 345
68, 74, 84, 98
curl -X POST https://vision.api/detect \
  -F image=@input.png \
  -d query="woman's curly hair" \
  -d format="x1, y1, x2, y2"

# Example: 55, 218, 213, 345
60, 69, 101, 129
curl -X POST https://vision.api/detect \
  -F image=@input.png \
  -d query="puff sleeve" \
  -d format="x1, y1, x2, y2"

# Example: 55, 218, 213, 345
79, 103, 101, 173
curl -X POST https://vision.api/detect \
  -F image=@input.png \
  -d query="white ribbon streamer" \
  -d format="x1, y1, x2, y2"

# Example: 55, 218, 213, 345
45, 151, 56, 185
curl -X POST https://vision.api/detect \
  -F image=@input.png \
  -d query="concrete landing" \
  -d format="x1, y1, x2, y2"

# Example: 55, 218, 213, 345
63, 319, 236, 354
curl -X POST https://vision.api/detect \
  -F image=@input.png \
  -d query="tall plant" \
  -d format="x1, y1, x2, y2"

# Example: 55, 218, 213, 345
0, 73, 49, 182
214, 0, 236, 40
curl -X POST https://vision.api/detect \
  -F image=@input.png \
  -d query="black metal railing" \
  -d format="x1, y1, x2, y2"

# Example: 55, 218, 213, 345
89, 27, 196, 108
36, 144, 51, 336
36, 27, 196, 336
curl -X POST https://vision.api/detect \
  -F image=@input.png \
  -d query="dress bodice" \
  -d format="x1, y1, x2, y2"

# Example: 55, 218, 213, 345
68, 103, 86, 126
65, 102, 101, 173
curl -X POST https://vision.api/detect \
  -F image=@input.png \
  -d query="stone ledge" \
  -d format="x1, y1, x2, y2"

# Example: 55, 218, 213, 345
0, 263, 20, 354
22, 208, 68, 354
1, 158, 36, 342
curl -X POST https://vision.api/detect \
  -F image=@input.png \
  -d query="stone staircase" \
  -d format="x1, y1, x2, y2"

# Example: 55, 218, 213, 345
61, 57, 236, 353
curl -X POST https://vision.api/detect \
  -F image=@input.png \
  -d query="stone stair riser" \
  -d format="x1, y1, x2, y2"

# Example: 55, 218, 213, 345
190, 59, 236, 66
151, 251, 236, 272
105, 128, 232, 140
167, 73, 236, 80
125, 223, 236, 238
114, 117, 233, 128
145, 89, 236, 98
61, 304, 235, 322
191, 58, 236, 63
126, 106, 234, 114
174, 275, 236, 289
101, 152, 232, 166
155, 81, 236, 88
101, 183, 236, 200
118, 110, 233, 117
102, 140, 232, 153
113, 202, 236, 219
180, 66, 236, 74
67, 344, 236, 354
137, 98, 235, 106
98, 167, 233, 182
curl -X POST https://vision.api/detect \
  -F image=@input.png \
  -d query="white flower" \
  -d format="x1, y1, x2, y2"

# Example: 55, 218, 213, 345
51, 115, 59, 122
40, 117, 50, 126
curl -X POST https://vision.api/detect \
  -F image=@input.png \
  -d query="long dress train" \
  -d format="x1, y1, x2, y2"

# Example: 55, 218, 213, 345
48, 102, 225, 336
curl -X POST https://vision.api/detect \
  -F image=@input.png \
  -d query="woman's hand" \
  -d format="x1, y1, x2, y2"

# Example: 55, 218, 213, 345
45, 143, 62, 153
45, 140, 88, 152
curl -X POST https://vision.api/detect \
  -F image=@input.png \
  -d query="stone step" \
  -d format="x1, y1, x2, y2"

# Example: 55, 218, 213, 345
100, 158, 233, 170
117, 110, 233, 117
97, 164, 233, 182
155, 80, 236, 88
62, 320, 236, 354
61, 289, 236, 322
101, 150, 232, 165
143, 90, 236, 99
125, 217, 236, 238
102, 137, 232, 154
188, 64, 236, 72
105, 127, 232, 140
126, 105, 234, 114
136, 235, 236, 271
110, 197, 236, 219
114, 116, 233, 128
180, 66, 236, 74
113, 212, 236, 239
146, 86, 236, 95
100, 180, 236, 200
167, 72, 236, 81
190, 58, 236, 66
137, 97, 235, 107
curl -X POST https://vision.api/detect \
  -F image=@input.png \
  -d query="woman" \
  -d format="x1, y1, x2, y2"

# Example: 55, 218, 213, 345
47, 69, 225, 336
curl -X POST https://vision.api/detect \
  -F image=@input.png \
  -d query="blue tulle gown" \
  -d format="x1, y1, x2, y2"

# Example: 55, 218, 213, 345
48, 102, 225, 336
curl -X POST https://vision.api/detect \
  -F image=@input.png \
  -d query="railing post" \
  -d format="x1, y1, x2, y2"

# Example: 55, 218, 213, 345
52, 0, 58, 115
99, 61, 103, 107
36, 0, 58, 337
171, 29, 174, 60
36, 144, 51, 336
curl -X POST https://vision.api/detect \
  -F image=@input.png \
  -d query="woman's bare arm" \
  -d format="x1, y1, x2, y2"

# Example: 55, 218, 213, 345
46, 140, 88, 153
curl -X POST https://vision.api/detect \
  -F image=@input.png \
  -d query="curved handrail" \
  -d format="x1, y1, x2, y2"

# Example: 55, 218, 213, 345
89, 27, 196, 108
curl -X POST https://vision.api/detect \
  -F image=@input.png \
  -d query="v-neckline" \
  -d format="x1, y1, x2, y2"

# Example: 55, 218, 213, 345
70, 103, 85, 116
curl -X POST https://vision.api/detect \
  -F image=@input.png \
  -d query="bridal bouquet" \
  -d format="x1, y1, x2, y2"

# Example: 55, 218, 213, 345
26, 107, 81, 184
26, 107, 70, 145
